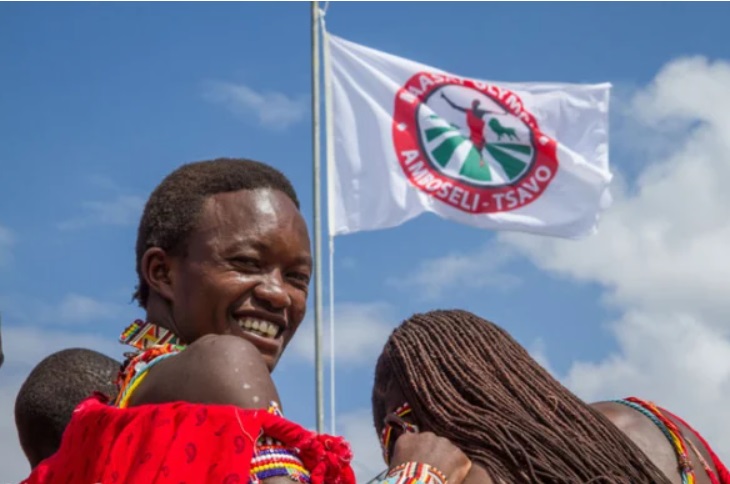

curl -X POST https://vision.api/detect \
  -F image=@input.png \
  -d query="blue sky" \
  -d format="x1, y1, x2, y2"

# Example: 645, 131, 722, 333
2, 2, 730, 481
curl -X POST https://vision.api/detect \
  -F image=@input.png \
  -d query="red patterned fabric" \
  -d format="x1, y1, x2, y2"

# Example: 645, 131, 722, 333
21, 395, 355, 484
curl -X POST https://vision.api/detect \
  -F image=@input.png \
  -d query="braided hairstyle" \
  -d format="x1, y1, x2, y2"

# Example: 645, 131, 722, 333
372, 310, 671, 483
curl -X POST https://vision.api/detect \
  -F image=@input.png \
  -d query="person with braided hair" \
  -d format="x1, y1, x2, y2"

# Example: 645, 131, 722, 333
372, 309, 675, 483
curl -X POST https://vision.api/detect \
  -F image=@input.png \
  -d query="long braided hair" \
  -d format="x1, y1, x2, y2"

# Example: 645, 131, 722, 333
372, 310, 671, 483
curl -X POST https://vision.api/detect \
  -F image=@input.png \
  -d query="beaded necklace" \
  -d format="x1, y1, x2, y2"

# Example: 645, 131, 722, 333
614, 397, 698, 484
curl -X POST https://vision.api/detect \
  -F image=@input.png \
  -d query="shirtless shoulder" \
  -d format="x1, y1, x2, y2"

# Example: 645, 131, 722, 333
128, 334, 279, 409
592, 401, 714, 484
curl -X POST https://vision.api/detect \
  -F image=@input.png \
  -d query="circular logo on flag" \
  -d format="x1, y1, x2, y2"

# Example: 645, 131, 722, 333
392, 72, 560, 213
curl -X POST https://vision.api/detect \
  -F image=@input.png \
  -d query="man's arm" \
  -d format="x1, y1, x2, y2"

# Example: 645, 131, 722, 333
476, 108, 503, 118
375, 432, 473, 484
440, 93, 467, 113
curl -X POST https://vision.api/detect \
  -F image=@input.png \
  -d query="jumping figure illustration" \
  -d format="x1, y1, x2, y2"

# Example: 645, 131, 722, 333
440, 92, 508, 166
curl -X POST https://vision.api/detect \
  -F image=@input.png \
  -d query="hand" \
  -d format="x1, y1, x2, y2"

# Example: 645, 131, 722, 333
390, 432, 471, 484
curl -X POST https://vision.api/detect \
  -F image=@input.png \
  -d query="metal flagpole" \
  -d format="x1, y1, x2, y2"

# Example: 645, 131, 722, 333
320, 10, 337, 435
311, 0, 325, 434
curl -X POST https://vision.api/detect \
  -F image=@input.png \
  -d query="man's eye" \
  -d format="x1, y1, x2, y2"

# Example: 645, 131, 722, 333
232, 257, 260, 269
288, 272, 311, 285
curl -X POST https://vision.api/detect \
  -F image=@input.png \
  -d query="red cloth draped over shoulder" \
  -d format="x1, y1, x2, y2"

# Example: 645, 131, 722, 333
22, 395, 355, 484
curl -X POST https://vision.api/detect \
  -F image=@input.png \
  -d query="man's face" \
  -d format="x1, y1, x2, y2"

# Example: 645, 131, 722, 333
168, 188, 312, 371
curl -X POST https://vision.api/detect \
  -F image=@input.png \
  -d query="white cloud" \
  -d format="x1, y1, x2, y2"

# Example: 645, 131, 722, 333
55, 293, 127, 324
58, 194, 144, 230
388, 243, 520, 301
563, 311, 730, 406
0, 223, 15, 266
499, 56, 730, 458
337, 408, 386, 483
0, 292, 137, 327
0, 324, 120, 369
0, 324, 121, 483
204, 81, 307, 130
288, 302, 394, 367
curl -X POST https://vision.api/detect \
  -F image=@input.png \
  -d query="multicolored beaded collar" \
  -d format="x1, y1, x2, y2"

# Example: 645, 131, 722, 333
115, 320, 186, 407
120, 319, 182, 351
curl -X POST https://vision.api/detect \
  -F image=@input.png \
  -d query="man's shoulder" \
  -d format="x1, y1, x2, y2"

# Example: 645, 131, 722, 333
127, 334, 276, 409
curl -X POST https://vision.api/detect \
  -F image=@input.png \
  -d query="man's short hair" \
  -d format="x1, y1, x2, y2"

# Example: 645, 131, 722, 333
133, 157, 300, 308
15, 348, 120, 468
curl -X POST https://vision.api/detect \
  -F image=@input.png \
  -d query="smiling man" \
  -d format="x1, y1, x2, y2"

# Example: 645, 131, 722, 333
160, 185, 310, 367
115, 157, 312, 409
105, 158, 333, 483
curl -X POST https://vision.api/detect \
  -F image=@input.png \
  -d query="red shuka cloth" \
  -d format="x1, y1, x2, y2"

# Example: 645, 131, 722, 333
22, 395, 355, 484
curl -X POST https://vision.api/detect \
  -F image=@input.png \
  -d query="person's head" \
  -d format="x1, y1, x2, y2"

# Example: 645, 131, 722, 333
372, 309, 671, 483
15, 348, 120, 468
471, 99, 480, 109
135, 157, 310, 371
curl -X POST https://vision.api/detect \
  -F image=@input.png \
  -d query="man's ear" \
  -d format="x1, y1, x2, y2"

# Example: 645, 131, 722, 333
141, 247, 175, 302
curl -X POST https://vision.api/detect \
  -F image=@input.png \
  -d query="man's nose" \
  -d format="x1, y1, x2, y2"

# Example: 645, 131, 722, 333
252, 271, 291, 312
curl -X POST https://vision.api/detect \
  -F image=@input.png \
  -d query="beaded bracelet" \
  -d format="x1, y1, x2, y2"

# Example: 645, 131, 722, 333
385, 462, 449, 484
248, 401, 312, 484
249, 444, 311, 483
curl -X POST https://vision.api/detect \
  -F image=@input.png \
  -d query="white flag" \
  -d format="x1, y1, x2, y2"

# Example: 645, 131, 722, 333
325, 33, 612, 239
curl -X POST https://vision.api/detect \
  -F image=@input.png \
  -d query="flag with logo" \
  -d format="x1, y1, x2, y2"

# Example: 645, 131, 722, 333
325, 33, 612, 239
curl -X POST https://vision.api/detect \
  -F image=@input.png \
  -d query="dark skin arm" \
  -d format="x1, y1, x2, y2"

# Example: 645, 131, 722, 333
474, 107, 502, 118
462, 463, 494, 483
128, 334, 292, 484
441, 93, 467, 113
440, 93, 502, 118
390, 433, 496, 484
389, 432, 473, 484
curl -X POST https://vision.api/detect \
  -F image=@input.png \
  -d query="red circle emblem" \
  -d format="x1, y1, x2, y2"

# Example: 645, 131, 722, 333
392, 72, 559, 213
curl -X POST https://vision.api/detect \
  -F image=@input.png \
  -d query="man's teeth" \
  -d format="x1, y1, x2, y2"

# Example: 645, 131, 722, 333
239, 318, 279, 338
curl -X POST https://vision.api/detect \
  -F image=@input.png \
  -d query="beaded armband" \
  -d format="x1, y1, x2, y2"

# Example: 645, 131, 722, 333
249, 401, 311, 484
250, 444, 311, 483
384, 462, 448, 484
